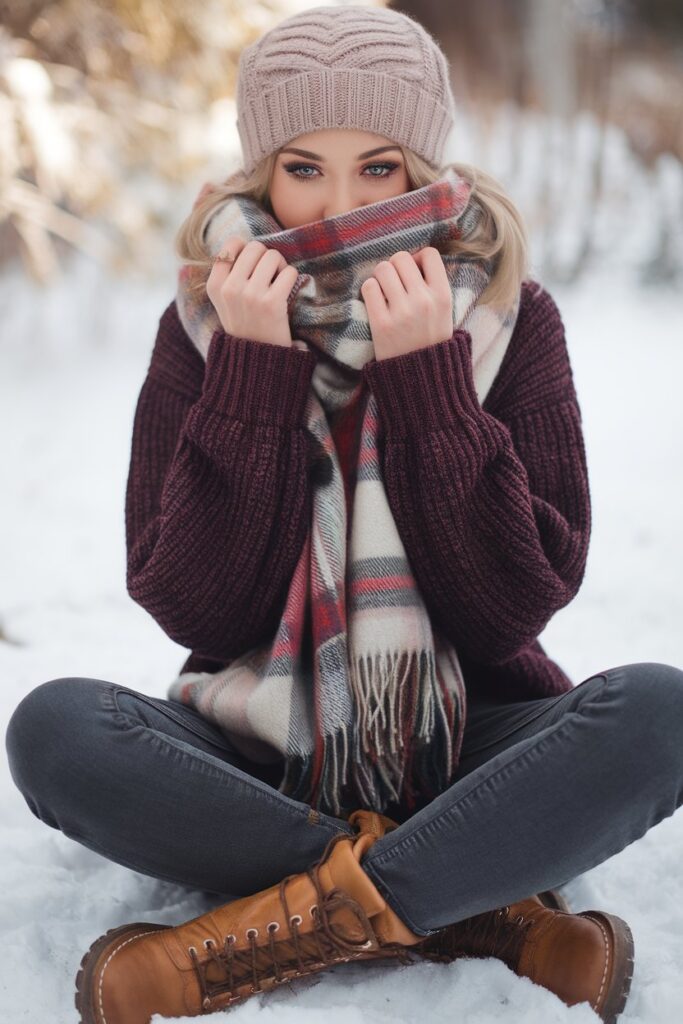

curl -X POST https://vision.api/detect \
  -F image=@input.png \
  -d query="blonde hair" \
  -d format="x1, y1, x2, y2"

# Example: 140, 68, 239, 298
175, 145, 529, 311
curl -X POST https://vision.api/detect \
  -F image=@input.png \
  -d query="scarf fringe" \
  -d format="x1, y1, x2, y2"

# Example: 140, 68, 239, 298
279, 648, 459, 817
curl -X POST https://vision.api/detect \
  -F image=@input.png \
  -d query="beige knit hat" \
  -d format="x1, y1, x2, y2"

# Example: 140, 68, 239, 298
235, 4, 456, 176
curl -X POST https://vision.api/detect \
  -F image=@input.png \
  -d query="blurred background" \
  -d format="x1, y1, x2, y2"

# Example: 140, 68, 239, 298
2, 0, 682, 286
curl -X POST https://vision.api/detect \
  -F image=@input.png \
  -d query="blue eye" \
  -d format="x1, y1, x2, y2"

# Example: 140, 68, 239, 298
283, 162, 400, 182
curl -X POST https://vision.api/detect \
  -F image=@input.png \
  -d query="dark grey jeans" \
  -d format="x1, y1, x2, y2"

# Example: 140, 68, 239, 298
5, 661, 683, 937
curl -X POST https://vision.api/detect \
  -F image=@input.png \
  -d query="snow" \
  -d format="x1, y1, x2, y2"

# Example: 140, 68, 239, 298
1, 240, 682, 1023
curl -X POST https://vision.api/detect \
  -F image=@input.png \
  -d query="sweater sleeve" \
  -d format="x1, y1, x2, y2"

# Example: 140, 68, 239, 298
360, 283, 591, 666
124, 301, 318, 661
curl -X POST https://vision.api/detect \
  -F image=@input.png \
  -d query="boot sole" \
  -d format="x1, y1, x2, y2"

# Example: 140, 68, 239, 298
74, 921, 171, 1024
74, 912, 632, 1024
580, 911, 635, 1024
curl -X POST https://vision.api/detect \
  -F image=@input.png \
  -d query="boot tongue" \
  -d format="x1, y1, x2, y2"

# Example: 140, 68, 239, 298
344, 810, 399, 874
334, 814, 425, 948
348, 809, 398, 839
312, 825, 385, 945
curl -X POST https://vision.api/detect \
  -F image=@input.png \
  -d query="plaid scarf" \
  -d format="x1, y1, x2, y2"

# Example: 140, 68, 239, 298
168, 165, 520, 817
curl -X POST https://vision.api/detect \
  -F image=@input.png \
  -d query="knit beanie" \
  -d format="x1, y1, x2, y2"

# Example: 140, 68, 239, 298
235, 4, 456, 176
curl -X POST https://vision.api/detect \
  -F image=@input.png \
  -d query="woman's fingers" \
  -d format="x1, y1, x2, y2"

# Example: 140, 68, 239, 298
211, 241, 291, 297
206, 236, 247, 300
269, 263, 299, 297
218, 240, 271, 287
369, 260, 404, 304
245, 247, 289, 288
410, 247, 452, 298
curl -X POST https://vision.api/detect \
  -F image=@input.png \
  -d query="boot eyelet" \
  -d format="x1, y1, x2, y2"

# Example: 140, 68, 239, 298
290, 914, 303, 926
246, 927, 259, 939
267, 921, 280, 933
225, 933, 236, 944
203, 938, 215, 950
309, 905, 318, 917
188, 945, 198, 955
514, 914, 525, 924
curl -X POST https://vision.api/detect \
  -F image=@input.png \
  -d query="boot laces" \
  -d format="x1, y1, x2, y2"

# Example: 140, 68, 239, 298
187, 830, 415, 1009
418, 904, 536, 969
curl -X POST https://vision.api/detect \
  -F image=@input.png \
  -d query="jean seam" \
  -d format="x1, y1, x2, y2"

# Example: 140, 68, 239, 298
365, 668, 617, 871
112, 684, 237, 751
103, 689, 351, 837
362, 859, 435, 937
461, 690, 570, 756
460, 670, 612, 758
107, 686, 353, 837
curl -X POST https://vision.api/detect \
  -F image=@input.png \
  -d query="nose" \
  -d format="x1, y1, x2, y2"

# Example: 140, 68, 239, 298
323, 194, 368, 220
325, 206, 355, 219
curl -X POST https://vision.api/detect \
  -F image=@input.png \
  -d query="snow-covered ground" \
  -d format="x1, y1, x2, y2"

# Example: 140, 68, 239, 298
1, 247, 681, 1023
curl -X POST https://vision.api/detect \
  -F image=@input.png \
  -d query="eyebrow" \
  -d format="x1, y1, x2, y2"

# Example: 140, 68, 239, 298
279, 145, 402, 161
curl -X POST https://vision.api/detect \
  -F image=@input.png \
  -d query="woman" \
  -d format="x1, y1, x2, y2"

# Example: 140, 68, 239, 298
5, 6, 683, 1023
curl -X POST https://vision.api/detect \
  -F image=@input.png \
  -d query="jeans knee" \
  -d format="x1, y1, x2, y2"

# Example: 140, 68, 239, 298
5, 677, 94, 807
618, 661, 683, 711
615, 662, 683, 770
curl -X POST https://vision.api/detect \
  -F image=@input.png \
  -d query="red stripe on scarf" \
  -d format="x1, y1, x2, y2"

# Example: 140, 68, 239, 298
278, 179, 466, 263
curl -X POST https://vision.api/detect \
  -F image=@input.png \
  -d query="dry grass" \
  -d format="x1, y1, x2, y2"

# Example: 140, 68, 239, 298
0, 0, 680, 285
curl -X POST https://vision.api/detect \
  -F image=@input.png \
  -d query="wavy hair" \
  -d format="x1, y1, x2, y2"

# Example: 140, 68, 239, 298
175, 145, 529, 312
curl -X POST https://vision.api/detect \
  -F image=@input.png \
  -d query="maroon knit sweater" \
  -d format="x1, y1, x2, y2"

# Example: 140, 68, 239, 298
125, 279, 591, 703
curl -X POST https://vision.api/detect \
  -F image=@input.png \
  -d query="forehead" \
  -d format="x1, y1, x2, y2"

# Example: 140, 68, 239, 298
284, 128, 394, 149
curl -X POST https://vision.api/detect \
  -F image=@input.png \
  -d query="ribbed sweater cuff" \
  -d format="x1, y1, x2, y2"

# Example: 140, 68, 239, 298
362, 329, 486, 437
201, 330, 317, 428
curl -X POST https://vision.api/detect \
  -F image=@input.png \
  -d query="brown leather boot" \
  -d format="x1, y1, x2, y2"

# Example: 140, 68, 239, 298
74, 809, 425, 1024
416, 893, 635, 1024
538, 887, 571, 913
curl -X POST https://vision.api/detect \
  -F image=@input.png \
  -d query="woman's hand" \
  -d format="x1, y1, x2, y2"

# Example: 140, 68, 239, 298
360, 247, 454, 361
206, 236, 299, 348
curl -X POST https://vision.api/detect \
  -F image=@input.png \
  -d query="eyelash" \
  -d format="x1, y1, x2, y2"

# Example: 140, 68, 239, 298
283, 162, 400, 182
